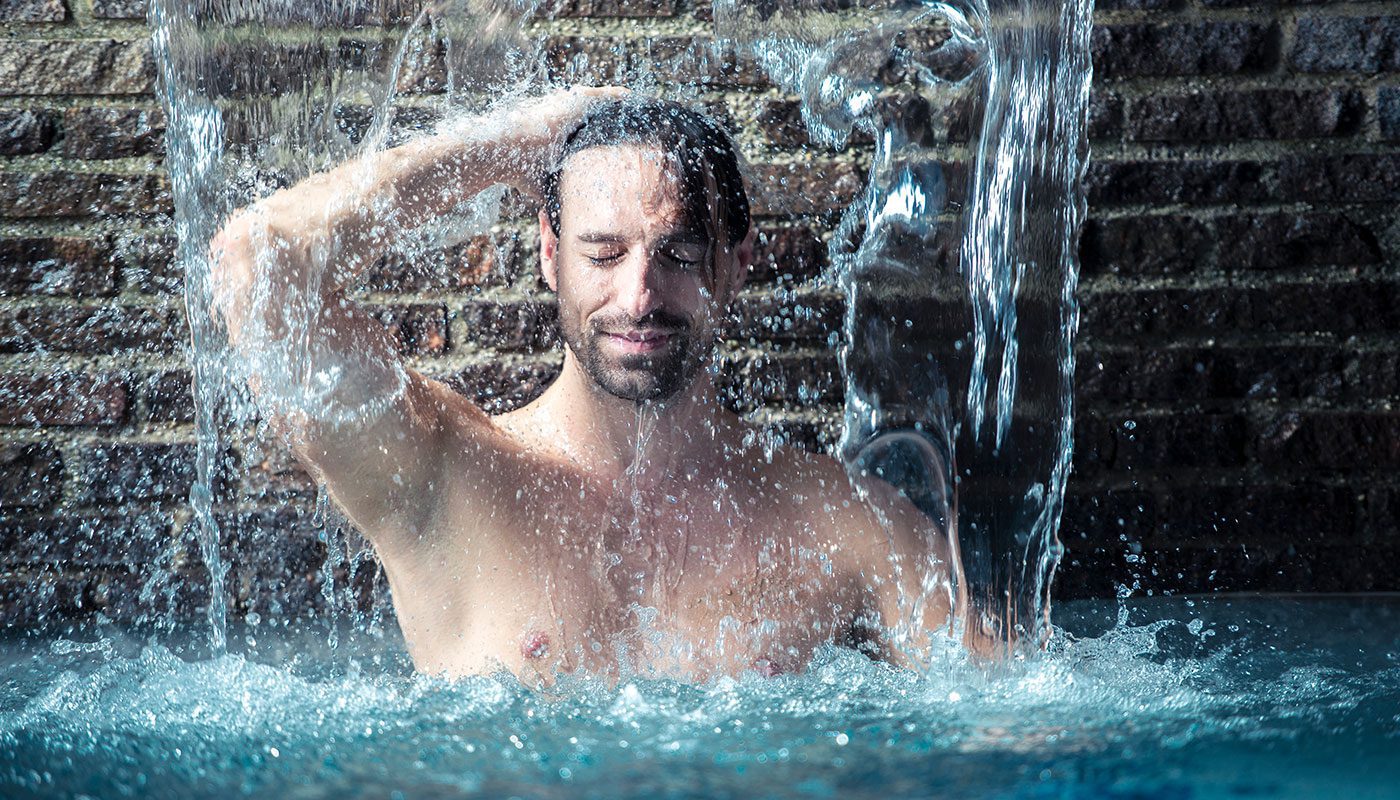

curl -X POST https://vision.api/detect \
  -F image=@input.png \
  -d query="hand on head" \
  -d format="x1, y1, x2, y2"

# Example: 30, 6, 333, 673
498, 85, 630, 197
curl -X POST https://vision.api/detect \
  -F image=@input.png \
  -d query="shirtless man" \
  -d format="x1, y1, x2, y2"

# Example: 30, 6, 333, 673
210, 89, 974, 683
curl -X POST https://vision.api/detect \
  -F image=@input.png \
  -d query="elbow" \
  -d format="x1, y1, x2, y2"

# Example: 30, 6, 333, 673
208, 220, 260, 343
209, 206, 301, 345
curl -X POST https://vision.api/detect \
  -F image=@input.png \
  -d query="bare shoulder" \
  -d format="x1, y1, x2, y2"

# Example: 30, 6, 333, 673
759, 439, 943, 561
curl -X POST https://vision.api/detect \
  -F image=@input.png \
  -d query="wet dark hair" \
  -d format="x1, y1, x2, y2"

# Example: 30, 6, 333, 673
543, 98, 752, 250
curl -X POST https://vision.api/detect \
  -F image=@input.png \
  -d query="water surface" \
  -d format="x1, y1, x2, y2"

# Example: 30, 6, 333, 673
3, 595, 1396, 799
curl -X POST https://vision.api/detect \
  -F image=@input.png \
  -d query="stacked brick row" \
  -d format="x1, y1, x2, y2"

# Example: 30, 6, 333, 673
1064, 0, 1400, 596
0, 0, 1395, 626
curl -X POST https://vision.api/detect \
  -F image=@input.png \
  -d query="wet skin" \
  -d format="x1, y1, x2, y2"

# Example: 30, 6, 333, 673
210, 96, 960, 684
369, 146, 952, 682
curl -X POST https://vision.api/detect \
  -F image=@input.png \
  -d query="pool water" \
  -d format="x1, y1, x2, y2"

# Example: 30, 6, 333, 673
2, 595, 1397, 799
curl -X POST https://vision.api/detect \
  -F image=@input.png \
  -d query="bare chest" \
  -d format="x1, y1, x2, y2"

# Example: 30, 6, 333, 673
421, 486, 863, 681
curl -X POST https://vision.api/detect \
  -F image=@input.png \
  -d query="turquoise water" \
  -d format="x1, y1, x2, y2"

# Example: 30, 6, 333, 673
2, 595, 1397, 799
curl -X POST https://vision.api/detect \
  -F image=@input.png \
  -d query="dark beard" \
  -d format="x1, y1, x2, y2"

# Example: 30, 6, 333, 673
561, 309, 705, 403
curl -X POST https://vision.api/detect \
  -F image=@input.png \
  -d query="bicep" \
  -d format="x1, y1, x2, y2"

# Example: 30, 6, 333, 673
840, 478, 960, 663
244, 293, 480, 557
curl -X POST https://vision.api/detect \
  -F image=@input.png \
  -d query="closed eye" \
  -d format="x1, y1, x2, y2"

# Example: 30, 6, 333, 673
586, 252, 624, 266
658, 245, 707, 271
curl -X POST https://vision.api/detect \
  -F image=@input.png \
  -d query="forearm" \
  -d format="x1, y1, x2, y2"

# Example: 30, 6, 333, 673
209, 125, 529, 350
248, 129, 524, 294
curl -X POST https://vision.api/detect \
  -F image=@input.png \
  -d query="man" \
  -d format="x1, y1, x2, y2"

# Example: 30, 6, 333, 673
211, 89, 975, 684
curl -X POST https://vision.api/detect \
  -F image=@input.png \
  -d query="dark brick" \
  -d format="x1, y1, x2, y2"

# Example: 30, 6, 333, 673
190, 508, 342, 618
116, 232, 178, 294
1381, 88, 1400, 141
727, 290, 842, 343
325, 104, 441, 149
164, 507, 343, 619
0, 305, 184, 354
1058, 542, 1400, 597
0, 108, 57, 155
201, 508, 323, 567
755, 98, 818, 150
0, 172, 171, 218
1278, 154, 1400, 202
1092, 22, 1277, 79
453, 299, 555, 352
752, 97, 886, 150
656, 36, 778, 88
1214, 213, 1381, 270
442, 358, 562, 413
1060, 490, 1158, 544
199, 42, 333, 98
750, 224, 826, 283
1087, 91, 1122, 141
1093, 0, 1178, 8
0, 566, 209, 625
1351, 351, 1399, 400
61, 106, 166, 159
1079, 215, 1212, 276
1086, 160, 1269, 207
90, 0, 142, 18
547, 0, 676, 16
1078, 346, 1348, 403
235, 444, 316, 502
1257, 412, 1400, 471
719, 349, 839, 412
544, 36, 628, 86
0, 236, 119, 296
761, 413, 840, 454
0, 372, 127, 426
1074, 413, 1248, 473
136, 369, 193, 423
750, 161, 866, 216
1291, 15, 1400, 74
73, 442, 197, 504
1367, 489, 1396, 542
1126, 89, 1363, 142
0, 0, 66, 22
0, 513, 171, 567
0, 443, 62, 509
1154, 485, 1359, 546
360, 233, 516, 293
0, 40, 153, 96
368, 303, 448, 356
146, 0, 421, 25
544, 36, 770, 89
1081, 282, 1400, 338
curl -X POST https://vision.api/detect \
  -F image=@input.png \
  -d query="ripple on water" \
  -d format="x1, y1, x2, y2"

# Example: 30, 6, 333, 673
1, 597, 1398, 799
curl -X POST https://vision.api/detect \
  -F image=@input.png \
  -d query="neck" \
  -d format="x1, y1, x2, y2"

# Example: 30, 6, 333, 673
537, 351, 732, 485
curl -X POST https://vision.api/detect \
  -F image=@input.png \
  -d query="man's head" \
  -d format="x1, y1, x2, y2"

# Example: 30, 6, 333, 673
539, 98, 754, 404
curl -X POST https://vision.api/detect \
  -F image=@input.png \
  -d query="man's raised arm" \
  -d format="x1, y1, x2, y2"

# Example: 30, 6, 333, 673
207, 87, 620, 558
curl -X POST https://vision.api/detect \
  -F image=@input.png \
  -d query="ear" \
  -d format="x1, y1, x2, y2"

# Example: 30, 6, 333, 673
724, 225, 756, 302
539, 209, 559, 292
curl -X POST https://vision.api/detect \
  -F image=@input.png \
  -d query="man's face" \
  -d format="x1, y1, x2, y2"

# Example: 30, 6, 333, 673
542, 145, 749, 403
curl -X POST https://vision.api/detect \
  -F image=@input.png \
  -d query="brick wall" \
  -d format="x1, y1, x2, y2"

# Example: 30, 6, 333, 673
0, 0, 1396, 627
1062, 0, 1400, 597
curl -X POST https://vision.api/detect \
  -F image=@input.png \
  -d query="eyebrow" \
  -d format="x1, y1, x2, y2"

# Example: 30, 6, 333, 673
575, 232, 629, 245
573, 231, 711, 246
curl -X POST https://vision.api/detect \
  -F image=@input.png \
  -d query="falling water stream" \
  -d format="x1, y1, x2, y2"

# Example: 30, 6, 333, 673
1, 1, 1397, 797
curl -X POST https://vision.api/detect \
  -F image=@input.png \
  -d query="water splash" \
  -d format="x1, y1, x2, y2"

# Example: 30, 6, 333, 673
150, 0, 233, 652
150, 0, 1091, 669
717, 0, 1093, 648
4, 598, 1398, 798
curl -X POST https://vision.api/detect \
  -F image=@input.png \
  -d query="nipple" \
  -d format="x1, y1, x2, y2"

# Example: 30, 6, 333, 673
521, 630, 550, 660
752, 657, 785, 678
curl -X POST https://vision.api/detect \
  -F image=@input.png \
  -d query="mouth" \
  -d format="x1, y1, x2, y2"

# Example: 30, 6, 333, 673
602, 328, 676, 354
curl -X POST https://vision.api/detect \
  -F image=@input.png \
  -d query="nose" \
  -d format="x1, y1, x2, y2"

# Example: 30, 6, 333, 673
613, 250, 663, 320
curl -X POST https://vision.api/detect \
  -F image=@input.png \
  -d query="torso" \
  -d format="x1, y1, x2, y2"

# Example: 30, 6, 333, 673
377, 402, 900, 685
